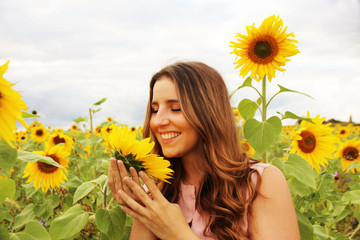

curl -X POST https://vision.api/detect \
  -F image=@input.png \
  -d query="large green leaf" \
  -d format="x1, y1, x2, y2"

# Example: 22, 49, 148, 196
34, 195, 60, 219
95, 206, 127, 239
49, 204, 89, 239
295, 209, 314, 240
17, 150, 63, 168
10, 220, 50, 240
73, 117, 88, 124
0, 139, 17, 173
284, 154, 316, 190
14, 204, 35, 229
243, 116, 282, 155
287, 178, 313, 197
0, 178, 16, 204
73, 182, 95, 204
313, 225, 331, 240
237, 99, 258, 120
341, 190, 360, 204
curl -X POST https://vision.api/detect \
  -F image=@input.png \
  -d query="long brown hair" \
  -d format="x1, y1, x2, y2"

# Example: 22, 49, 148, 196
143, 62, 259, 240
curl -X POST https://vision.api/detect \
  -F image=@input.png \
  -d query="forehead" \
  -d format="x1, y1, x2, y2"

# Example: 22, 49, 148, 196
152, 76, 178, 102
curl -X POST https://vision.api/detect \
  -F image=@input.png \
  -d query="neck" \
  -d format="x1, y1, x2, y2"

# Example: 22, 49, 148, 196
181, 153, 204, 186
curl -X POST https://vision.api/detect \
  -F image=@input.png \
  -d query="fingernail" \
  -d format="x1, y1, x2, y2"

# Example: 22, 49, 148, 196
118, 190, 124, 196
123, 177, 130, 183
139, 171, 145, 177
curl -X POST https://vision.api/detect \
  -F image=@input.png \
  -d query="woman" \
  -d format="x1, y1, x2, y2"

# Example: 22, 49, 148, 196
108, 61, 300, 239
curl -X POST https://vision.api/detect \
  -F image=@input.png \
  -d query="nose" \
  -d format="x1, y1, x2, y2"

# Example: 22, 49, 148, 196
152, 108, 170, 127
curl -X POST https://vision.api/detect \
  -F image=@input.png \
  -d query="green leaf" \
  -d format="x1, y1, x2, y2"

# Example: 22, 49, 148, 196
295, 209, 314, 240
21, 111, 40, 118
0, 226, 10, 240
237, 99, 258, 120
17, 150, 63, 168
283, 154, 316, 189
0, 178, 16, 204
277, 84, 314, 99
93, 98, 107, 106
76, 135, 102, 147
73, 117, 88, 124
90, 174, 108, 185
277, 111, 314, 124
287, 178, 313, 197
95, 206, 127, 239
346, 161, 360, 172
49, 204, 89, 239
10, 220, 51, 240
73, 182, 95, 204
341, 190, 360, 204
14, 204, 35, 229
0, 138, 18, 173
34, 195, 60, 219
229, 77, 253, 98
243, 116, 282, 155
313, 225, 331, 240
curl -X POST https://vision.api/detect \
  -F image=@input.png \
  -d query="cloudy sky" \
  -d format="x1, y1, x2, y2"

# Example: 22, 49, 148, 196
1, 0, 360, 130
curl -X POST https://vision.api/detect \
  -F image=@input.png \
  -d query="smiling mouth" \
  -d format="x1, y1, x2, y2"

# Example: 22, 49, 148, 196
161, 132, 181, 140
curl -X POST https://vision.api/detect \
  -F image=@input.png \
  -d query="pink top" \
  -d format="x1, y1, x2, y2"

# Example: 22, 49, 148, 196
177, 163, 270, 240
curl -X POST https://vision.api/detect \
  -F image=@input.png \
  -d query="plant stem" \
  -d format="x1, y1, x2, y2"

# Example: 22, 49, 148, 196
349, 224, 360, 239
261, 76, 268, 163
103, 179, 108, 209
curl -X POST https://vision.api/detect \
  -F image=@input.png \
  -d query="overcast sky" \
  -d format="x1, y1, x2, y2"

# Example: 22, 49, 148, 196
1, 0, 360, 130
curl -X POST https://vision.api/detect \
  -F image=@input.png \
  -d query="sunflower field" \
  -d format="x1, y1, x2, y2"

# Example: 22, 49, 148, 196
1, 15, 360, 240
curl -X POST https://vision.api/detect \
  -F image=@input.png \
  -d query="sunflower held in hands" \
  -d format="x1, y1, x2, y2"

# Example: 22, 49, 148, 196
107, 126, 173, 183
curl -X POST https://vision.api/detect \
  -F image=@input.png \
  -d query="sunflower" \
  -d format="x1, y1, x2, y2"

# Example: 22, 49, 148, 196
22, 145, 70, 192
106, 117, 113, 122
336, 125, 351, 139
30, 124, 50, 143
0, 61, 29, 146
47, 131, 74, 152
290, 112, 337, 172
108, 126, 173, 183
230, 15, 300, 82
335, 138, 360, 173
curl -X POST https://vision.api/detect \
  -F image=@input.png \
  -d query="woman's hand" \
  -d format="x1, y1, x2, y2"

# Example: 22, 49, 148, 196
119, 171, 200, 240
107, 157, 142, 206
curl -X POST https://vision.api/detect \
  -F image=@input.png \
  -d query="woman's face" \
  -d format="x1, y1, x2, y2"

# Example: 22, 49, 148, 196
150, 76, 200, 160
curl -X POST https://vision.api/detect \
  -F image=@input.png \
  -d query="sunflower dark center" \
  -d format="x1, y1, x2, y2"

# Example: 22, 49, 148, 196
340, 130, 346, 134
53, 135, 65, 145
248, 35, 279, 64
37, 154, 60, 174
297, 130, 316, 153
254, 41, 272, 59
343, 147, 359, 161
36, 129, 44, 137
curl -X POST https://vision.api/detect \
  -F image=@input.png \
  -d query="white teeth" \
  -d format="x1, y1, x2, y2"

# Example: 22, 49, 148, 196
161, 132, 180, 140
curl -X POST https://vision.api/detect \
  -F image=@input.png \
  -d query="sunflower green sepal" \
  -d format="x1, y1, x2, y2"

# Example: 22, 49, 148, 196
113, 151, 146, 173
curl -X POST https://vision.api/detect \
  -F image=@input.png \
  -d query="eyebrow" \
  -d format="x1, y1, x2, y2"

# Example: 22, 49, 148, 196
151, 99, 179, 105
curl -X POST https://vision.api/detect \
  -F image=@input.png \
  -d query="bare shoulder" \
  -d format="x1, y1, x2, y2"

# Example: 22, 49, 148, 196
257, 165, 288, 197
249, 165, 300, 240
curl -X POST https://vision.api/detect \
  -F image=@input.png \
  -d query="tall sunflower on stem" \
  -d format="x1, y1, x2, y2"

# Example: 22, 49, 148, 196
229, 15, 302, 162
335, 138, 360, 173
107, 126, 173, 183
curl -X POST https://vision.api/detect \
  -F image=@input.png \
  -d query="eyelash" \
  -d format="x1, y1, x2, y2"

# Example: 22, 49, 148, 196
151, 108, 181, 113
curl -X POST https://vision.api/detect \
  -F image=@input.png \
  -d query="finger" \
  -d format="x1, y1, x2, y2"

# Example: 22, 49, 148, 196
118, 188, 149, 216
139, 171, 165, 201
108, 158, 123, 201
123, 176, 153, 207
158, 181, 165, 192
117, 160, 132, 194
130, 167, 141, 186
